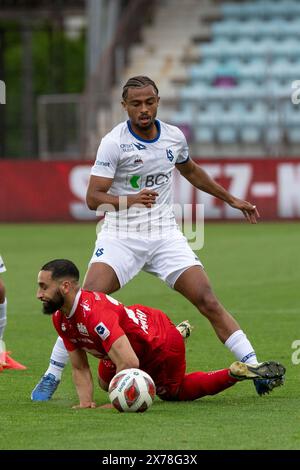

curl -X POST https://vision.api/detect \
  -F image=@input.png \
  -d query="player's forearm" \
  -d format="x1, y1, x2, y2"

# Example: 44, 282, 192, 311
86, 191, 140, 212
86, 190, 122, 211
72, 367, 94, 406
189, 167, 235, 204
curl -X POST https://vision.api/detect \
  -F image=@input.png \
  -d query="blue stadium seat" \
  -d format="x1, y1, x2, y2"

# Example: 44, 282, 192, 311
216, 127, 238, 144
173, 0, 300, 146
194, 126, 214, 144
222, 1, 300, 19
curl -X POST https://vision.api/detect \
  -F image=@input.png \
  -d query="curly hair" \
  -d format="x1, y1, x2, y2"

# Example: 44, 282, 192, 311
122, 76, 159, 100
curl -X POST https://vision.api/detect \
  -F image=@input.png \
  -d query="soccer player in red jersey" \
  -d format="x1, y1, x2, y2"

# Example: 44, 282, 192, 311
36, 259, 285, 408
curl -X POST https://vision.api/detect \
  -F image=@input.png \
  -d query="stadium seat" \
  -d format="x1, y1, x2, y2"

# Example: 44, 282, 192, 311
194, 126, 214, 144
216, 126, 238, 144
171, 0, 300, 148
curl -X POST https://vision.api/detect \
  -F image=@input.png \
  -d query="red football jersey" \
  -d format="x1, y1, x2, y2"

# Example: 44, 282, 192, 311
52, 290, 175, 368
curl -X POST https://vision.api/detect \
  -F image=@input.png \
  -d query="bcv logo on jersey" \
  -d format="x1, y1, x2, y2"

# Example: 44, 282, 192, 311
127, 171, 172, 190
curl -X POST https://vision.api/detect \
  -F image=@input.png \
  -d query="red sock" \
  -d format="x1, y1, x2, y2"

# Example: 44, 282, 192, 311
177, 369, 238, 401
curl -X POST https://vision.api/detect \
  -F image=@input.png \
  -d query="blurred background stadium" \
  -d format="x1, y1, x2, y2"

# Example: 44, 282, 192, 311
0, 0, 300, 223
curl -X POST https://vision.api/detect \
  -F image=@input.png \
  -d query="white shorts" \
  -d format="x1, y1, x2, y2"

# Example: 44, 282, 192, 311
0, 255, 6, 273
89, 231, 203, 288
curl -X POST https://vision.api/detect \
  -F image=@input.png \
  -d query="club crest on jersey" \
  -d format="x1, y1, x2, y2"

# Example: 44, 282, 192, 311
95, 322, 110, 340
166, 148, 174, 162
134, 157, 143, 165
77, 322, 89, 336
80, 300, 91, 312
61, 323, 67, 332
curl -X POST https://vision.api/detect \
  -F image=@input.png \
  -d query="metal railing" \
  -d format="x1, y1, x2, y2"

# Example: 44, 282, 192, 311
82, 0, 157, 157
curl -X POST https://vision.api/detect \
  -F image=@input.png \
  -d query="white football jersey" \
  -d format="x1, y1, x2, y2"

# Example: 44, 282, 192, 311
91, 120, 190, 234
0, 255, 6, 273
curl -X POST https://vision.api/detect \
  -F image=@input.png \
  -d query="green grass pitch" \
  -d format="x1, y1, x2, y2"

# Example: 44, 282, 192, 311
1, 222, 299, 450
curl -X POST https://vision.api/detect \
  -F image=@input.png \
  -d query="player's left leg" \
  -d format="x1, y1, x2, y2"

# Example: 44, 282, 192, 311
177, 369, 237, 401
152, 326, 239, 401
146, 235, 284, 396
176, 361, 286, 401
173, 266, 285, 396
147, 236, 258, 365
0, 260, 26, 371
0, 277, 7, 366
0, 276, 7, 340
0, 255, 7, 345
174, 265, 248, 345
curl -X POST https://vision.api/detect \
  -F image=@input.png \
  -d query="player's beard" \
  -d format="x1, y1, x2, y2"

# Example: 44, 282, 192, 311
42, 290, 64, 314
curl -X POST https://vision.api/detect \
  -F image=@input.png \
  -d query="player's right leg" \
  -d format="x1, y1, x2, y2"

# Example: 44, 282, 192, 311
176, 361, 286, 401
0, 276, 7, 342
31, 336, 68, 400
229, 361, 286, 381
0, 258, 7, 367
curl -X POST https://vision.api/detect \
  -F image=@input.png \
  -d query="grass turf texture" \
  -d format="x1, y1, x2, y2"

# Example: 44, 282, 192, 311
0, 222, 299, 450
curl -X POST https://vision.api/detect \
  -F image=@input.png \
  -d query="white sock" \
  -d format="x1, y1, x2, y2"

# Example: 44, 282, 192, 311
0, 298, 7, 340
45, 336, 69, 380
225, 329, 258, 364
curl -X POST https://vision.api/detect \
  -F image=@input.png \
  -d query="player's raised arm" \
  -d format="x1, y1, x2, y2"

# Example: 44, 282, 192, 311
69, 348, 96, 409
176, 159, 260, 224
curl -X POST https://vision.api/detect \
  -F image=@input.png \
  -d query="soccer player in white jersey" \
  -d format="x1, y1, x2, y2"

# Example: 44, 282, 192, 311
31, 76, 283, 400
0, 254, 8, 365
0, 254, 26, 370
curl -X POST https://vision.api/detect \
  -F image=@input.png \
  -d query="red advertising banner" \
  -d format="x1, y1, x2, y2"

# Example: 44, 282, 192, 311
0, 159, 300, 222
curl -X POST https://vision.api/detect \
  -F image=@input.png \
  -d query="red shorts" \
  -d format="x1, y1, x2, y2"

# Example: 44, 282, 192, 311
98, 359, 116, 385
98, 325, 186, 400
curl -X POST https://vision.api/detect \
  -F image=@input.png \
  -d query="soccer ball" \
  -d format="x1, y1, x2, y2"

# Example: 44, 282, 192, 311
108, 368, 156, 412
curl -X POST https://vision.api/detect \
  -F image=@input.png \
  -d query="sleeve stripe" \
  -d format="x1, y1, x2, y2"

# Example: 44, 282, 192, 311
176, 156, 190, 165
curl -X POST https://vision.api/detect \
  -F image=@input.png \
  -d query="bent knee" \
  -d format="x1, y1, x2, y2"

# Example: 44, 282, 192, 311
197, 291, 221, 315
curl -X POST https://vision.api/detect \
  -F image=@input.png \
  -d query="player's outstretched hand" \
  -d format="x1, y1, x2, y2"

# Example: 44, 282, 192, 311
229, 198, 260, 224
98, 403, 113, 409
72, 401, 96, 409
128, 189, 158, 208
